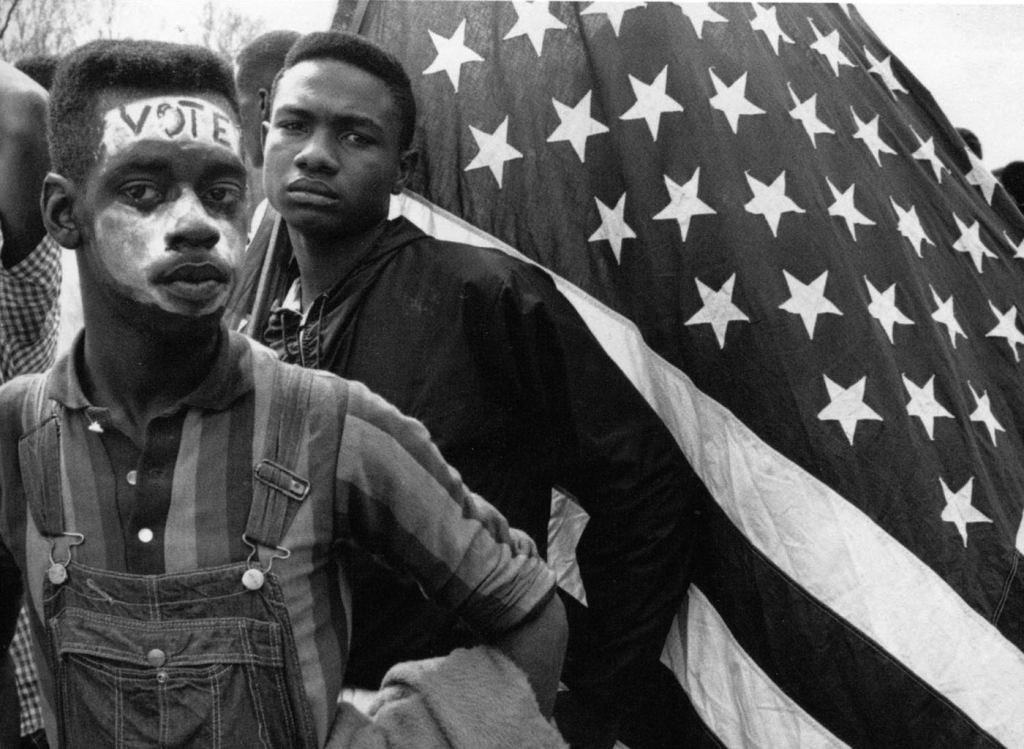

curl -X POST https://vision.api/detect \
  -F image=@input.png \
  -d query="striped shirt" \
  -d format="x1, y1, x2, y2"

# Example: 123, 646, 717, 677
0, 329, 556, 747
0, 231, 61, 382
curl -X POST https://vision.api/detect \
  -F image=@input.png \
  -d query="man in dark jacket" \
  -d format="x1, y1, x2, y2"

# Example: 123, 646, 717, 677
240, 30, 710, 748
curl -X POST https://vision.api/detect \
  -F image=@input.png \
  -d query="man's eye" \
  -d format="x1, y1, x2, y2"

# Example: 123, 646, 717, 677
341, 132, 373, 146
122, 183, 162, 207
276, 121, 306, 133
204, 184, 243, 208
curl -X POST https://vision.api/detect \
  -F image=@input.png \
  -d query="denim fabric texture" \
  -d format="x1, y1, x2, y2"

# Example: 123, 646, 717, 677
44, 561, 316, 749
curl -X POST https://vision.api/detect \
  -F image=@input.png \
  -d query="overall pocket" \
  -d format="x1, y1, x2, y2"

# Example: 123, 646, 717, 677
51, 609, 300, 749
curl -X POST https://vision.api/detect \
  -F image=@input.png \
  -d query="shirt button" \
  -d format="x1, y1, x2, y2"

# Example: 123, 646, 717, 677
147, 648, 166, 667
137, 528, 154, 543
126, 470, 137, 486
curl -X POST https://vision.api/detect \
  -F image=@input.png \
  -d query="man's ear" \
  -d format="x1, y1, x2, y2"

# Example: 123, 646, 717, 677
392, 148, 419, 195
42, 173, 82, 249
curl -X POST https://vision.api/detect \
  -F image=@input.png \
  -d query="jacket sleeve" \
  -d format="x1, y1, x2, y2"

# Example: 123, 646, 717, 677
485, 264, 710, 712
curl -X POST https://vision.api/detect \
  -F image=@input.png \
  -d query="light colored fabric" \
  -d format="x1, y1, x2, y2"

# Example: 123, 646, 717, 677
329, 646, 569, 749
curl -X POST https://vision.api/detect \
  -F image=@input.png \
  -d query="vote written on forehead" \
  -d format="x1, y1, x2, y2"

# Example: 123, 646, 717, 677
102, 96, 241, 155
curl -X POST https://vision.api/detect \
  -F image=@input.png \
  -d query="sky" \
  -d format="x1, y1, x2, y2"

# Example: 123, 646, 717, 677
82, 1, 1024, 169
858, 3, 1024, 171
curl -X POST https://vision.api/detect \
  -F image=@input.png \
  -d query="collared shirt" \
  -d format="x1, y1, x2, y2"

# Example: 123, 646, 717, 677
0, 329, 556, 746
0, 231, 61, 382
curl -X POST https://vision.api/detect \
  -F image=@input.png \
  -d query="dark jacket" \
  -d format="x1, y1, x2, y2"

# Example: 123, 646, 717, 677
240, 213, 708, 719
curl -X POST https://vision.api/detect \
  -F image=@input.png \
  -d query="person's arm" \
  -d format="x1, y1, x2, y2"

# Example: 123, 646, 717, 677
0, 60, 49, 270
334, 380, 566, 712
486, 590, 566, 718
0, 61, 60, 382
481, 265, 708, 740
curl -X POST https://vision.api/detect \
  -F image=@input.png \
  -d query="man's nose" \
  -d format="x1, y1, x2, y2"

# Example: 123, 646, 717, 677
294, 129, 339, 174
165, 189, 220, 251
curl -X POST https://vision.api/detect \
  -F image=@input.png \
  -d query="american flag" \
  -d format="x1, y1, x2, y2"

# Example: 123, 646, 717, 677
334, 2, 1024, 746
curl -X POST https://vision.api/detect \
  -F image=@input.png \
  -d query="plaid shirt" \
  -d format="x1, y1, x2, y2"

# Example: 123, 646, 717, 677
10, 608, 42, 736
0, 231, 61, 383
1, 230, 60, 738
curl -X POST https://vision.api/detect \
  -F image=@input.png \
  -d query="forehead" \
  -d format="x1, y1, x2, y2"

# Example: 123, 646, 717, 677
98, 92, 242, 162
275, 59, 398, 115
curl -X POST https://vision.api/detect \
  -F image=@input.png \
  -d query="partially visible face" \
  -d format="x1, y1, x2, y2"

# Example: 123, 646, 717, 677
237, 66, 273, 168
76, 91, 249, 321
262, 58, 411, 241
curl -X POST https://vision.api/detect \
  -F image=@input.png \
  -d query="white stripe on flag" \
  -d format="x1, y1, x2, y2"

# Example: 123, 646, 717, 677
394, 189, 1024, 745
663, 586, 850, 749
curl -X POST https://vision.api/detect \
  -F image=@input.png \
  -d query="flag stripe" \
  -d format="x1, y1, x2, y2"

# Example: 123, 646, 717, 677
356, 2, 1024, 744
663, 586, 849, 749
393, 189, 1024, 747
690, 501, 1001, 748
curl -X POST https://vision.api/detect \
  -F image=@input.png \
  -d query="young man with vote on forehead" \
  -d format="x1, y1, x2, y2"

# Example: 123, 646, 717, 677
0, 38, 568, 748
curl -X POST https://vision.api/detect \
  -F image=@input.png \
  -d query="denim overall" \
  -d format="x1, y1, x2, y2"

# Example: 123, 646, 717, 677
19, 362, 320, 749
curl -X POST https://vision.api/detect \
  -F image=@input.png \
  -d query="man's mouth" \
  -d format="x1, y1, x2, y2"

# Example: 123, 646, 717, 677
287, 179, 339, 204
161, 262, 228, 284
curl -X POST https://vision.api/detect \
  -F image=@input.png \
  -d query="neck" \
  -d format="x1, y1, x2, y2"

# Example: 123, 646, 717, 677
287, 219, 389, 308
81, 299, 221, 441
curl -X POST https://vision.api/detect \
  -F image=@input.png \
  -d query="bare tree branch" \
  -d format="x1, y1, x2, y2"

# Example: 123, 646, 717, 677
0, 0, 23, 41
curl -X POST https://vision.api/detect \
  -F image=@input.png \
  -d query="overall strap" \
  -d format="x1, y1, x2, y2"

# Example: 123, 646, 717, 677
17, 373, 65, 538
245, 358, 314, 554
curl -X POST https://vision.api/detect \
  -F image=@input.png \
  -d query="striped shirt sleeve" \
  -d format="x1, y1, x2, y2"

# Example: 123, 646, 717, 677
336, 380, 557, 634
0, 233, 61, 382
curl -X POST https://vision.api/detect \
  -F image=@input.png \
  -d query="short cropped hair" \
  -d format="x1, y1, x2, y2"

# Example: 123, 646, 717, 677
999, 161, 1024, 211
272, 30, 416, 151
14, 54, 60, 91
957, 127, 982, 160
235, 30, 300, 97
48, 38, 239, 185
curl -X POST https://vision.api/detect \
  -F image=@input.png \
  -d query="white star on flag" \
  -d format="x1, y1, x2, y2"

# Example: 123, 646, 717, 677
750, 4, 794, 55
504, 1, 567, 55
779, 270, 842, 339
685, 274, 749, 348
911, 129, 946, 183
939, 477, 992, 548
968, 382, 1005, 445
930, 286, 966, 348
902, 374, 953, 440
464, 116, 522, 188
589, 193, 636, 263
788, 84, 835, 148
827, 178, 875, 240
890, 198, 934, 257
864, 47, 908, 97
620, 65, 684, 140
709, 69, 765, 134
952, 213, 997, 273
652, 168, 717, 242
809, 19, 853, 76
547, 91, 609, 162
851, 107, 897, 167
965, 149, 1000, 206
676, 2, 727, 40
865, 277, 913, 344
986, 301, 1024, 362
744, 170, 805, 237
580, 1, 646, 36
423, 20, 484, 92
1004, 231, 1024, 259
818, 375, 882, 444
